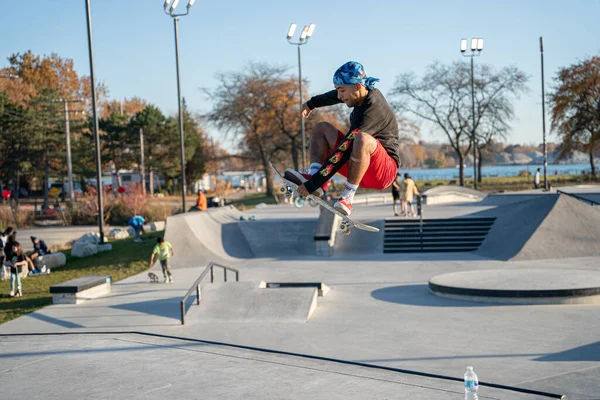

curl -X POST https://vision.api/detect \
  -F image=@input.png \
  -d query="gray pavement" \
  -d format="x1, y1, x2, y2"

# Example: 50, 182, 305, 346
3, 187, 600, 399
15, 225, 117, 252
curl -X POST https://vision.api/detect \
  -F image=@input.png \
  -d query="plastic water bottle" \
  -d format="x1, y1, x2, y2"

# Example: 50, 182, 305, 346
464, 366, 479, 399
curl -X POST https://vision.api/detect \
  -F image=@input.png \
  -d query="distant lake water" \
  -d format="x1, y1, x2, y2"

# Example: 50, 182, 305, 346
396, 163, 596, 181
328, 163, 597, 183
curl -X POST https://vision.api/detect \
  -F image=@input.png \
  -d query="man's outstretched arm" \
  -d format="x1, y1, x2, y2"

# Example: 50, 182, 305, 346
306, 90, 342, 110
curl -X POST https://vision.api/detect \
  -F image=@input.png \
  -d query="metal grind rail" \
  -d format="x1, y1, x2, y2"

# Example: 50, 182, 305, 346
180, 262, 239, 325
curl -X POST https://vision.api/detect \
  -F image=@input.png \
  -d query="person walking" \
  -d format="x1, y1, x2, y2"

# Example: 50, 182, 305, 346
534, 168, 541, 189
391, 173, 402, 216
403, 174, 420, 217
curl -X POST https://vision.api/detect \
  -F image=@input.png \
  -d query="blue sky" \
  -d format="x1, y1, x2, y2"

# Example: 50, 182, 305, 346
1, 0, 599, 150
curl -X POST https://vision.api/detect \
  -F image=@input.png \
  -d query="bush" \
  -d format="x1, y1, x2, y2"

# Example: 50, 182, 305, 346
518, 170, 530, 177
118, 184, 149, 216
144, 203, 174, 222
0, 204, 35, 229
69, 185, 174, 226
69, 185, 117, 225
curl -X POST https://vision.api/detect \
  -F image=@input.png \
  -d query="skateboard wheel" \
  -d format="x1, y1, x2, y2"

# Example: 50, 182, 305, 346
344, 228, 351, 236
279, 187, 286, 194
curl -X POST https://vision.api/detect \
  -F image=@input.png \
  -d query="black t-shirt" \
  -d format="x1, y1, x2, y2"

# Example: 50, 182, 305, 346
10, 253, 25, 272
307, 88, 400, 167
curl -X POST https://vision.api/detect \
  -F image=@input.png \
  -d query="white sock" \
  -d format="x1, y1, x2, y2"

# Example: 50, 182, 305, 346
309, 162, 322, 176
341, 182, 359, 202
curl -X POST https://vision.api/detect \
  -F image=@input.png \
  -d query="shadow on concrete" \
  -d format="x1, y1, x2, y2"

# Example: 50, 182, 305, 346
371, 284, 513, 307
0, 341, 207, 359
535, 341, 600, 362
110, 297, 183, 320
24, 312, 85, 329
355, 352, 545, 363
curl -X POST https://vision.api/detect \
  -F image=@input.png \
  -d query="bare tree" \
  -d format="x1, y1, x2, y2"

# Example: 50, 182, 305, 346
205, 63, 293, 196
390, 62, 472, 185
390, 61, 527, 186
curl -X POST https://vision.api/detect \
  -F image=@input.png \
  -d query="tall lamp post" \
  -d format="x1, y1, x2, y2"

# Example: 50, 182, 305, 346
540, 37, 548, 191
85, 0, 105, 243
164, 0, 196, 213
287, 22, 315, 172
461, 37, 483, 189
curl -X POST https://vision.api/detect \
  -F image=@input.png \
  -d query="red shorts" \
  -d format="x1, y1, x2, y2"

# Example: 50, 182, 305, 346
333, 130, 397, 190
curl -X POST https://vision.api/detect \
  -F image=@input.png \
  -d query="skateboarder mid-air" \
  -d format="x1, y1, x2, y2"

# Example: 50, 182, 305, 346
284, 61, 400, 216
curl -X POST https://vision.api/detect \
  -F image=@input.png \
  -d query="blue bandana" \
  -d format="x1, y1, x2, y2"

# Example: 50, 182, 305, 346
333, 61, 379, 89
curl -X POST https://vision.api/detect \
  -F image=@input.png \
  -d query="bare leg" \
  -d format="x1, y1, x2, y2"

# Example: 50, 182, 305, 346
310, 122, 340, 166
346, 133, 378, 185
393, 199, 397, 215
401, 200, 406, 215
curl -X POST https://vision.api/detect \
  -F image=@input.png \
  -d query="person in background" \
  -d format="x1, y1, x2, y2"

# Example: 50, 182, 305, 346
128, 215, 146, 243
391, 173, 402, 216
534, 168, 541, 189
0, 227, 13, 280
8, 242, 28, 297
29, 236, 49, 274
149, 237, 175, 283
196, 190, 207, 211
403, 173, 420, 217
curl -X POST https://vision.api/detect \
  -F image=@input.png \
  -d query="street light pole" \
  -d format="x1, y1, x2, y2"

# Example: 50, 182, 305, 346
297, 44, 305, 172
164, 0, 195, 213
85, 0, 105, 243
540, 36, 548, 191
461, 38, 483, 189
287, 23, 315, 172
59, 98, 84, 203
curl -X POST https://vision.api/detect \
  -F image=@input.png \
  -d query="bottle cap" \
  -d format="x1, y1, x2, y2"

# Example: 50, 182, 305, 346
467, 366, 473, 371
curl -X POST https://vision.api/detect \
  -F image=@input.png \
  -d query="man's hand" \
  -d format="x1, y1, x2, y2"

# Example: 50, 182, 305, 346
301, 103, 312, 118
297, 184, 309, 197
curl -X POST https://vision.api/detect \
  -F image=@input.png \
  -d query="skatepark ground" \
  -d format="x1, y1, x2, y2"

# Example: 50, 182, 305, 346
2, 186, 600, 399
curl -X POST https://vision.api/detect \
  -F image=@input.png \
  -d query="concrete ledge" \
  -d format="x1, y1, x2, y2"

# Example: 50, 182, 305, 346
429, 269, 600, 304
260, 281, 331, 297
422, 185, 487, 205
315, 206, 341, 256
50, 275, 112, 305
191, 282, 319, 322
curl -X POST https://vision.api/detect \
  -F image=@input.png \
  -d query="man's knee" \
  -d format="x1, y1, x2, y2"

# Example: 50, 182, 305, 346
312, 122, 339, 145
352, 132, 377, 154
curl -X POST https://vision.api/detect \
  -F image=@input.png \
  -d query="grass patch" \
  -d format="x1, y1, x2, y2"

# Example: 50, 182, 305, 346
230, 192, 277, 209
0, 231, 163, 325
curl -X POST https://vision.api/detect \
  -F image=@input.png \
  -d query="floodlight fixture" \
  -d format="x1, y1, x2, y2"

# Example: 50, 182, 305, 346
300, 25, 309, 40
287, 23, 297, 39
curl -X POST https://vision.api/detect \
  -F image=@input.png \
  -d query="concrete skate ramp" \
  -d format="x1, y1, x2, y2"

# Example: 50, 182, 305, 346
477, 194, 600, 260
164, 206, 253, 267
237, 219, 317, 258
333, 219, 385, 255
476, 193, 545, 207
164, 206, 320, 264
422, 185, 487, 205
187, 282, 318, 323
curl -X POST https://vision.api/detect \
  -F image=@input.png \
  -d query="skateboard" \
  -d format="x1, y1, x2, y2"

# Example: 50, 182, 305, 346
148, 272, 160, 283
270, 162, 379, 235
